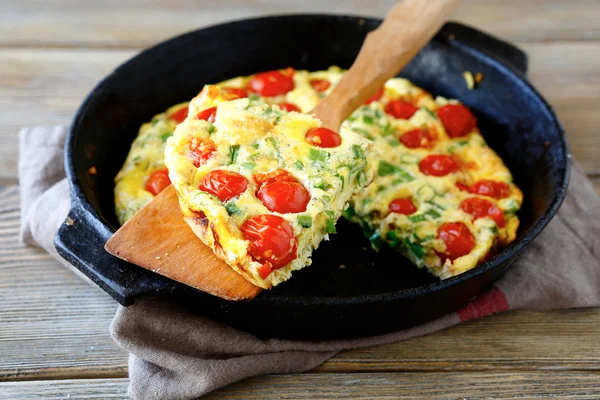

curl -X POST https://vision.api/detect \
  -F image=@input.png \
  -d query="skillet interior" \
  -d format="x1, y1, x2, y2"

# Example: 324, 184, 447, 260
56, 16, 569, 339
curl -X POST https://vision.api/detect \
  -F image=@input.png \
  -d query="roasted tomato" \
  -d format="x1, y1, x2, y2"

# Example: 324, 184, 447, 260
145, 168, 171, 196
195, 106, 217, 123
460, 197, 505, 227
437, 222, 475, 261
169, 106, 189, 124
305, 127, 342, 148
470, 180, 510, 199
254, 170, 310, 213
384, 99, 418, 119
278, 102, 301, 112
389, 198, 417, 215
198, 170, 248, 202
189, 138, 216, 168
310, 79, 331, 92
419, 155, 459, 176
400, 128, 435, 149
437, 104, 477, 138
365, 87, 384, 104
241, 214, 298, 273
248, 70, 294, 97
223, 87, 248, 99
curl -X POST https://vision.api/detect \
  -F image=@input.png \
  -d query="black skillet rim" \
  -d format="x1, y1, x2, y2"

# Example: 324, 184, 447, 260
64, 14, 571, 307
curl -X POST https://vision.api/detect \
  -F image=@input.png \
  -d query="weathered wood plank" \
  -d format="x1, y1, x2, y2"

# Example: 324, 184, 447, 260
2, 372, 600, 400
1, 0, 599, 49
1, 186, 600, 382
1, 41, 600, 180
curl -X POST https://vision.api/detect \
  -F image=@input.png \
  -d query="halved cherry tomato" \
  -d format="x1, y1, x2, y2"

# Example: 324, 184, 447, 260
437, 222, 475, 261
389, 198, 417, 215
195, 106, 217, 123
248, 70, 294, 97
385, 100, 418, 119
305, 127, 342, 148
470, 180, 510, 199
169, 106, 189, 124
278, 102, 301, 112
419, 155, 459, 176
456, 182, 471, 192
400, 128, 435, 149
145, 168, 171, 196
257, 181, 310, 214
460, 197, 505, 227
365, 88, 384, 104
241, 214, 298, 271
253, 169, 297, 187
437, 104, 477, 138
310, 79, 331, 92
189, 138, 216, 168
198, 170, 248, 202
223, 87, 248, 99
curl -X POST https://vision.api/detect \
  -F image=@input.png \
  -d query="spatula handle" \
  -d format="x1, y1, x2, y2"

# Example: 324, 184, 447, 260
312, 0, 460, 131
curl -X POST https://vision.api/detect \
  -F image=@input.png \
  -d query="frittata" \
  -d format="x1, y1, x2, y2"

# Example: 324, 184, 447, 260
114, 66, 522, 283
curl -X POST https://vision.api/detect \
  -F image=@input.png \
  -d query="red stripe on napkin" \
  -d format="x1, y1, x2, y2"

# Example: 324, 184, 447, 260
457, 286, 510, 322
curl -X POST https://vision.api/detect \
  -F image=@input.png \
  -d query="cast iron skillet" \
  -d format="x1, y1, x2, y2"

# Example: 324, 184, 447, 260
55, 16, 569, 339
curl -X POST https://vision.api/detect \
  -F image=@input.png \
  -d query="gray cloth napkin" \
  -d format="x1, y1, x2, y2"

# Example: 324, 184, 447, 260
19, 125, 600, 400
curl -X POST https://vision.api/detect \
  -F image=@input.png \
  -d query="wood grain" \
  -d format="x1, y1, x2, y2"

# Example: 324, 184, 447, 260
2, 372, 600, 399
1, 40, 599, 179
105, 186, 262, 301
1, 0, 599, 49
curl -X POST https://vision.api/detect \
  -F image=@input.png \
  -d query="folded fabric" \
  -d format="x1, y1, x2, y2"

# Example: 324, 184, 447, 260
19, 125, 600, 400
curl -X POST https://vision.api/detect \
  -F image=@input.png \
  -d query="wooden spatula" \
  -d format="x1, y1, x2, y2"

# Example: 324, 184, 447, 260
105, 0, 460, 301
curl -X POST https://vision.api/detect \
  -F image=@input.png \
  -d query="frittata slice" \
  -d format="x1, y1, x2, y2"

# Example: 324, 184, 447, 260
164, 85, 372, 288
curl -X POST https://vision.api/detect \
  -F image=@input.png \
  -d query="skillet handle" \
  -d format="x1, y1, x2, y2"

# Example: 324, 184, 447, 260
441, 22, 528, 76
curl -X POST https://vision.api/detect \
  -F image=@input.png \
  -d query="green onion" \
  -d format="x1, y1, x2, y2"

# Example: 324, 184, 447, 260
297, 215, 312, 228
457, 139, 469, 146
377, 161, 414, 182
309, 148, 329, 162
266, 137, 278, 149
356, 170, 367, 186
489, 226, 499, 234
207, 124, 216, 134
342, 205, 355, 220
400, 153, 420, 164
421, 106, 437, 119
408, 209, 441, 223
241, 162, 255, 170
248, 93, 260, 101
363, 115, 374, 125
386, 137, 400, 147
293, 160, 304, 170
504, 199, 520, 216
324, 211, 337, 234
228, 145, 240, 164
224, 201, 241, 215
159, 132, 173, 141
314, 182, 332, 191
404, 238, 425, 259
352, 144, 366, 160
381, 123, 396, 137
369, 231, 385, 251
387, 230, 402, 249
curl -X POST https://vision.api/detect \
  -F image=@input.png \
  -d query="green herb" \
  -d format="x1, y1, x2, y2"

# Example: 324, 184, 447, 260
381, 123, 396, 137
400, 153, 420, 164
377, 161, 414, 182
386, 137, 400, 147
504, 200, 520, 216
352, 144, 366, 160
352, 127, 374, 141
387, 230, 402, 249
248, 93, 260, 101
356, 170, 367, 186
334, 172, 345, 189
421, 106, 437, 119
309, 148, 329, 162
417, 234, 435, 243
446, 145, 456, 154
404, 238, 425, 259
361, 198, 371, 207
324, 211, 337, 234
207, 124, 216, 134
297, 215, 312, 228
293, 160, 304, 170
251, 142, 260, 149
266, 137, 279, 149
342, 205, 355, 220
408, 209, 441, 223
159, 132, 173, 141
376, 185, 388, 193
489, 225, 499, 234
241, 162, 255, 170
417, 185, 436, 201
363, 115, 375, 125
457, 139, 469, 146
369, 231, 385, 251
314, 182, 332, 191
228, 145, 240, 165
224, 201, 241, 215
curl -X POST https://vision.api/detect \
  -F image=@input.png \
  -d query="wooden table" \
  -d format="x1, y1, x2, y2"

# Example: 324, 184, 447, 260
1, 1, 599, 398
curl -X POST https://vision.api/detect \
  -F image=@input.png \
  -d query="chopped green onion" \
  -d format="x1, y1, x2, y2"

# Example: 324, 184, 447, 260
324, 211, 337, 234
207, 124, 216, 134
314, 182, 332, 191
356, 170, 367, 186
266, 137, 278, 149
377, 161, 414, 182
457, 139, 469, 146
309, 148, 329, 162
400, 153, 420, 164
489, 225, 499, 234
408, 209, 441, 223
241, 162, 255, 170
369, 231, 385, 251
421, 106, 437, 119
386, 137, 400, 147
297, 215, 312, 228
159, 132, 173, 141
352, 144, 366, 160
228, 145, 240, 164
293, 160, 304, 170
224, 201, 241, 215
342, 205, 355, 220
404, 238, 425, 259
363, 115, 375, 125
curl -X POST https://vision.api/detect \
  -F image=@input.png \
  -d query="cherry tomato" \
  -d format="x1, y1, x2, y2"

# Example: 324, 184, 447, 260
278, 102, 301, 112
470, 180, 510, 199
419, 155, 459, 176
460, 197, 505, 227
195, 106, 217, 123
400, 128, 435, 149
169, 106, 189, 123
456, 182, 471, 192
384, 100, 418, 119
437, 222, 475, 261
248, 70, 294, 97
253, 169, 297, 187
145, 168, 171, 196
253, 169, 310, 214
240, 214, 298, 270
365, 88, 384, 104
389, 198, 417, 215
310, 79, 331, 92
198, 170, 248, 202
189, 138, 216, 168
223, 87, 248, 99
305, 127, 342, 148
437, 104, 477, 138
